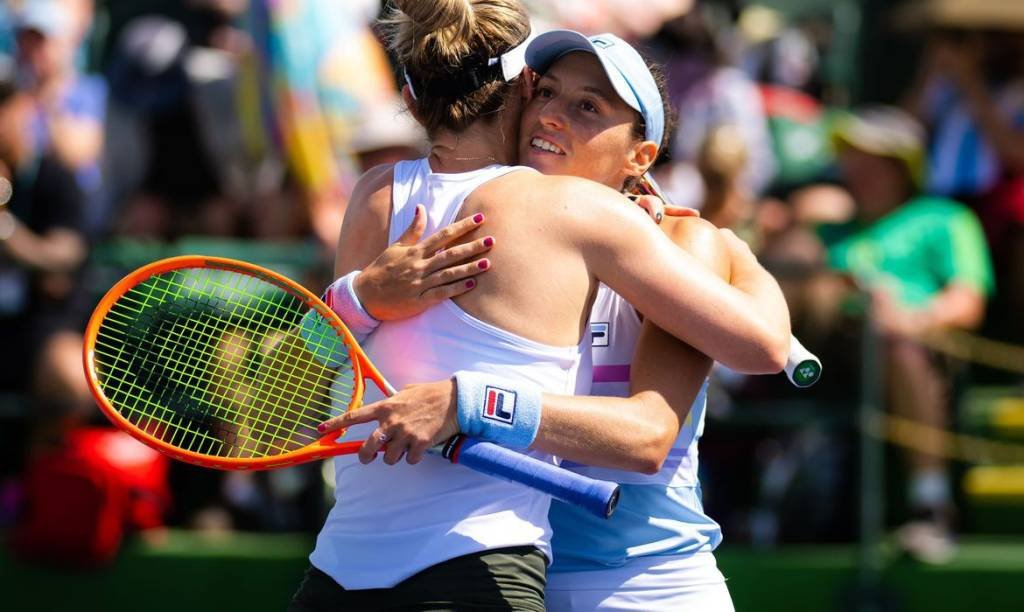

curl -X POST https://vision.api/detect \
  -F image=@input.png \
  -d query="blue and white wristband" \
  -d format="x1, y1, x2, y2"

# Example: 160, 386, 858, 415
453, 371, 542, 449
322, 270, 380, 342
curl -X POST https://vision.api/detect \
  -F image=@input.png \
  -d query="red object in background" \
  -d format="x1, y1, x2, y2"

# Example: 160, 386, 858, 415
977, 175, 1024, 261
759, 84, 822, 124
11, 428, 169, 568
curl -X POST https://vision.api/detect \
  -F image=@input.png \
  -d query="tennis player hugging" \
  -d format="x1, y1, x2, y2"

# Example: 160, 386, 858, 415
289, 1, 791, 610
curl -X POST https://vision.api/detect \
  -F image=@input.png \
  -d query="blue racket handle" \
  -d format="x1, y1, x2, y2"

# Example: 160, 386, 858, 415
437, 435, 621, 519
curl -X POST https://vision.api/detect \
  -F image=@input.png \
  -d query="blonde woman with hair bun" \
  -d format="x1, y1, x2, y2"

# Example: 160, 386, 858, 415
290, 1, 790, 609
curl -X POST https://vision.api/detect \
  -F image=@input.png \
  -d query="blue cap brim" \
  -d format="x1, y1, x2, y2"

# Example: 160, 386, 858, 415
525, 30, 664, 146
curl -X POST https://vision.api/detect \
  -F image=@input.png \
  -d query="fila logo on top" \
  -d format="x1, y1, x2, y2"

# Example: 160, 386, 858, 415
482, 386, 517, 424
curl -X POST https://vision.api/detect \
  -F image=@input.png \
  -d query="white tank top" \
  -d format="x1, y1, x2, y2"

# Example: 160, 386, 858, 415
310, 159, 592, 589
550, 285, 721, 571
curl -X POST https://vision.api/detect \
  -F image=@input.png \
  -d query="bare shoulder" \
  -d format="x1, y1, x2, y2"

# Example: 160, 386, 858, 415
659, 217, 730, 280
350, 163, 396, 219
335, 163, 397, 275
660, 216, 721, 247
528, 175, 650, 232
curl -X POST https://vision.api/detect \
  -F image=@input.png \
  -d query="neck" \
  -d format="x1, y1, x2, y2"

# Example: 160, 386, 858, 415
428, 120, 514, 173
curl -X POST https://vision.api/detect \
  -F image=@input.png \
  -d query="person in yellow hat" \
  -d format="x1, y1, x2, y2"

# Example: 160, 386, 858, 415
822, 105, 993, 563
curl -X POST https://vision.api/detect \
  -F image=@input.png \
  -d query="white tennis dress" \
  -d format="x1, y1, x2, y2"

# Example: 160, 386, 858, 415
545, 284, 735, 611
310, 159, 592, 590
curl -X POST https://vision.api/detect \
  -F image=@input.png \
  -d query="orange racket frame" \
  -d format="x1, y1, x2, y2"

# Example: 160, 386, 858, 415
83, 255, 390, 471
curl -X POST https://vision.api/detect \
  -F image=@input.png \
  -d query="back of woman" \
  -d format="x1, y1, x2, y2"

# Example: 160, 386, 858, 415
452, 170, 625, 346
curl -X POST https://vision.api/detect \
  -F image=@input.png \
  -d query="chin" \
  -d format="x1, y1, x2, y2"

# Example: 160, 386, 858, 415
522, 151, 568, 175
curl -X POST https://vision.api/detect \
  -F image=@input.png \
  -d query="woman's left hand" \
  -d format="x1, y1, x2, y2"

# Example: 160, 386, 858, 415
356, 206, 494, 321
317, 379, 460, 465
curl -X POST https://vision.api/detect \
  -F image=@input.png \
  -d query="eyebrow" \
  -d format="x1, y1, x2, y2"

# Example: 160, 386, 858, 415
539, 73, 616, 105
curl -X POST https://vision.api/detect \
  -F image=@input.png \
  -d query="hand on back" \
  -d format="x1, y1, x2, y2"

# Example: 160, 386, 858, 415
355, 205, 495, 320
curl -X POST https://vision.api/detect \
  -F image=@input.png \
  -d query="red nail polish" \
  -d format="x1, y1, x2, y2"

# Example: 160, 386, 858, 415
478, 260, 489, 270
317, 424, 327, 433
473, 213, 484, 224
483, 236, 494, 247
465, 279, 476, 289
414, 206, 421, 218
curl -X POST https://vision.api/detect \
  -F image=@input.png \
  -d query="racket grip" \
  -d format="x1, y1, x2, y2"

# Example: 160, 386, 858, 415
438, 436, 620, 519
785, 336, 822, 388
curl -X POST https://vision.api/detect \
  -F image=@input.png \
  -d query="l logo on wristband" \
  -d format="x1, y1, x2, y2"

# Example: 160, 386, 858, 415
483, 386, 517, 424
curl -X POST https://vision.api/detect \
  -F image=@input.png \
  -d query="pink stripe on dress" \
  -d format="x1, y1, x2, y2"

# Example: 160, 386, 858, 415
593, 364, 631, 383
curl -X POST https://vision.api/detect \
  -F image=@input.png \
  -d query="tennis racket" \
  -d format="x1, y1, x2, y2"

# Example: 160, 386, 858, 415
635, 173, 823, 388
83, 255, 620, 519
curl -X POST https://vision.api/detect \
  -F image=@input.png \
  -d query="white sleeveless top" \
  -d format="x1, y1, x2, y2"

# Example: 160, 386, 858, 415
550, 285, 721, 571
310, 159, 592, 589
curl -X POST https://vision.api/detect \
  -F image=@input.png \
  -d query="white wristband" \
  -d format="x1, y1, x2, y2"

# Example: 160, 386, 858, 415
322, 270, 380, 341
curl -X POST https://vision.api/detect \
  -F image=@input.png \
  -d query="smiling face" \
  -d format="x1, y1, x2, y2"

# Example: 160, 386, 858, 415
518, 52, 653, 190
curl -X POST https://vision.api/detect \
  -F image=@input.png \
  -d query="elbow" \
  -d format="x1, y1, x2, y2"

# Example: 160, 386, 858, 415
737, 330, 789, 375
627, 404, 676, 474
635, 453, 666, 475
627, 443, 667, 475
765, 333, 790, 374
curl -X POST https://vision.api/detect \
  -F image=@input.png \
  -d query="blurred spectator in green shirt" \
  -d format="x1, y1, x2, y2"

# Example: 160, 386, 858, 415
821, 106, 993, 564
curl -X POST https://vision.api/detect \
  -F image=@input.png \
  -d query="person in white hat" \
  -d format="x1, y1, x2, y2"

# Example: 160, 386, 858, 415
825, 105, 993, 563
14, 0, 107, 235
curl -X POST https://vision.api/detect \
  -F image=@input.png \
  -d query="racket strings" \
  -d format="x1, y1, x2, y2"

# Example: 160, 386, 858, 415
103, 276, 349, 456
93, 267, 358, 459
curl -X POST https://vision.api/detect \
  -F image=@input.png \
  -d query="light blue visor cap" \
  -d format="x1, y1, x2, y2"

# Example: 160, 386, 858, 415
525, 30, 664, 147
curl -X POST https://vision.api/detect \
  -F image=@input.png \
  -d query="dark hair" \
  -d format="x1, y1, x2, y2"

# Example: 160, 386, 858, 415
383, 0, 531, 136
623, 54, 676, 192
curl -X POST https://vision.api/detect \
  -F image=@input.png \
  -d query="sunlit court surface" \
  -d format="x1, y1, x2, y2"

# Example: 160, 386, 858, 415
2, 0, 1024, 611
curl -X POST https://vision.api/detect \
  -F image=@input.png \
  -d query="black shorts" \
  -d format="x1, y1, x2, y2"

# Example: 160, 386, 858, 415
289, 546, 547, 611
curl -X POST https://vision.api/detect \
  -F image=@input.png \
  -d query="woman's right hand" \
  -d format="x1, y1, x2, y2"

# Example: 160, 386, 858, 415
355, 205, 495, 321
630, 194, 699, 224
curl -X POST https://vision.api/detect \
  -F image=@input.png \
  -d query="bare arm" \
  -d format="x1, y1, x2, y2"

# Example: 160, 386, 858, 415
531, 217, 723, 472
874, 282, 987, 338
49, 114, 104, 171
321, 218, 726, 472
566, 178, 790, 373
334, 164, 396, 278
2, 223, 87, 272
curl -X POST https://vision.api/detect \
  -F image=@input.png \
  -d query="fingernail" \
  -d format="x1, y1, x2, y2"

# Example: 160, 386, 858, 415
317, 423, 327, 433
656, 213, 663, 223
483, 236, 494, 247
414, 206, 421, 218
472, 213, 484, 224
478, 259, 490, 270
465, 279, 476, 289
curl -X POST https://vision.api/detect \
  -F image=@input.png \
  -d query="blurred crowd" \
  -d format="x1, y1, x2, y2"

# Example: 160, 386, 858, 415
1, 0, 1022, 568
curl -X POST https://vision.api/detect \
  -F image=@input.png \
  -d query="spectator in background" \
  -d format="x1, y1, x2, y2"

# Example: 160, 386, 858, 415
104, 16, 234, 239
14, 0, 108, 237
245, 0, 399, 250
648, 3, 776, 224
348, 95, 426, 173
0, 57, 92, 438
900, 4, 1024, 353
523, 0, 694, 39
819, 107, 993, 563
